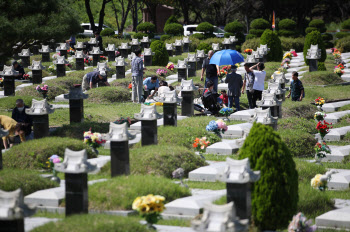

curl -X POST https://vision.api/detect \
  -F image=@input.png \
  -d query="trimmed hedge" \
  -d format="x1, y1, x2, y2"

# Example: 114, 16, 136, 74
303, 31, 327, 64
224, 21, 244, 33
190, 33, 205, 40
165, 15, 178, 25
136, 22, 155, 33
260, 29, 283, 62
150, 40, 169, 66
309, 19, 326, 33
278, 19, 298, 37
160, 34, 172, 41
87, 86, 130, 103
305, 27, 318, 34
196, 42, 212, 54
133, 32, 149, 40
280, 37, 305, 52
164, 23, 184, 36
100, 28, 115, 37
336, 36, 350, 52
342, 19, 350, 30
241, 37, 260, 51
250, 18, 269, 37
245, 34, 256, 40
335, 32, 350, 39
196, 22, 214, 34
3, 137, 96, 169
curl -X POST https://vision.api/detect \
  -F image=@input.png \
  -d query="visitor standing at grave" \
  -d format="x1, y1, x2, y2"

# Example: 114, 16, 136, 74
12, 61, 25, 80
11, 99, 33, 140
0, 115, 26, 149
95, 31, 103, 51
242, 62, 265, 108
66, 35, 76, 49
81, 71, 109, 91
143, 76, 160, 99
241, 63, 255, 109
131, 49, 144, 103
225, 65, 243, 111
201, 50, 219, 93
287, 71, 304, 101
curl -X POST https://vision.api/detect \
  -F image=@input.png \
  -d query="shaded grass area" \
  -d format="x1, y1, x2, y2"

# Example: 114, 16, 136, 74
302, 71, 344, 86
186, 181, 225, 190
0, 169, 59, 195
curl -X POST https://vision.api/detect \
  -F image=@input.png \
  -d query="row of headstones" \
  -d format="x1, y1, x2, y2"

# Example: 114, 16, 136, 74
245, 44, 270, 65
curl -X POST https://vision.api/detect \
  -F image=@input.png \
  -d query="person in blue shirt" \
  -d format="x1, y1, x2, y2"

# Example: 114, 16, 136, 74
82, 71, 110, 91
287, 71, 304, 101
66, 35, 76, 49
143, 76, 159, 98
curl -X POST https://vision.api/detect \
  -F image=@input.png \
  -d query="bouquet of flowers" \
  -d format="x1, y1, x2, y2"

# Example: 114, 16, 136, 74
115, 51, 120, 56
334, 68, 345, 76
192, 137, 210, 154
47, 65, 56, 75
128, 83, 132, 89
281, 58, 291, 69
23, 74, 31, 81
333, 52, 341, 59
335, 63, 345, 70
84, 57, 93, 66
244, 49, 252, 55
114, 117, 131, 126
234, 63, 240, 69
132, 194, 165, 229
314, 141, 331, 159
311, 174, 327, 191
290, 51, 298, 57
218, 66, 230, 80
283, 52, 292, 59
315, 97, 325, 106
36, 85, 49, 98
68, 47, 75, 56
166, 62, 174, 71
219, 107, 234, 119
52, 53, 60, 59
45, 155, 63, 175
288, 212, 316, 232
156, 68, 167, 77
206, 119, 228, 136
316, 120, 332, 139
314, 112, 326, 121
83, 129, 106, 150
0, 77, 3, 88
100, 56, 107, 61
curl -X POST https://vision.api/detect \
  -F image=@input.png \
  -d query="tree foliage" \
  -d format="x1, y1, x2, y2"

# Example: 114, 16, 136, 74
150, 40, 169, 66
303, 30, 327, 64
260, 29, 283, 61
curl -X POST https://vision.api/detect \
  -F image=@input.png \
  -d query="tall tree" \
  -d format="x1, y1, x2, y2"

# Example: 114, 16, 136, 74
85, 0, 96, 32
111, 0, 134, 33
85, 0, 111, 33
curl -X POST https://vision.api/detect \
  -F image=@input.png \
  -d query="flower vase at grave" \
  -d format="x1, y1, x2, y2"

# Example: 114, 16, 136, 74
51, 169, 61, 184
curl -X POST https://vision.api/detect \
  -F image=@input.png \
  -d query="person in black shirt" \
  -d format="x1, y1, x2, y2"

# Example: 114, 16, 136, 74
201, 50, 219, 93
12, 61, 25, 80
94, 31, 103, 51
11, 99, 33, 139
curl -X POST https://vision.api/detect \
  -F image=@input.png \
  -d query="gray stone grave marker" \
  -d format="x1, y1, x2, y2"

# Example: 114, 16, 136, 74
143, 48, 155, 66
186, 54, 199, 77
183, 37, 191, 52
175, 60, 190, 82
166, 43, 174, 57
56, 43, 67, 59
196, 50, 207, 70
112, 57, 126, 79
174, 40, 183, 56
90, 47, 103, 66
118, 43, 130, 58
53, 56, 68, 77
154, 90, 182, 126
105, 44, 116, 62
72, 50, 86, 71
0, 66, 18, 96
256, 92, 282, 118
140, 36, 150, 50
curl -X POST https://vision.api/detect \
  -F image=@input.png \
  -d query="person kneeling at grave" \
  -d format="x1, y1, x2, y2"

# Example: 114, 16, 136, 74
287, 71, 304, 102
194, 81, 220, 115
82, 71, 110, 91
0, 115, 26, 149
12, 99, 33, 140
143, 75, 160, 99
12, 61, 25, 80
156, 81, 170, 97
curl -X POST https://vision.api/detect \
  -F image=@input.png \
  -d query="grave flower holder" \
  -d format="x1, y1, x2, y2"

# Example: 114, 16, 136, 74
256, 93, 283, 119
56, 43, 68, 59
53, 56, 68, 77
64, 85, 88, 123
129, 39, 141, 53
105, 44, 117, 62
143, 48, 155, 67
185, 54, 199, 77
182, 37, 191, 52
140, 36, 150, 50
73, 51, 86, 71
196, 50, 207, 70
18, 49, 33, 68
118, 43, 131, 58
222, 38, 234, 50
173, 40, 183, 56
175, 60, 190, 82
166, 43, 174, 57
90, 47, 103, 66
88, 38, 97, 51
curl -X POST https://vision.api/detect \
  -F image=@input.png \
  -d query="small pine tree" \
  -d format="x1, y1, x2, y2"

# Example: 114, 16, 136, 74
150, 40, 169, 66
239, 123, 299, 230
260, 29, 283, 62
303, 30, 327, 64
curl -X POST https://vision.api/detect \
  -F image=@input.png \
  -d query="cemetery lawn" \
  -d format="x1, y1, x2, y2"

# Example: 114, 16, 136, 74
186, 181, 226, 190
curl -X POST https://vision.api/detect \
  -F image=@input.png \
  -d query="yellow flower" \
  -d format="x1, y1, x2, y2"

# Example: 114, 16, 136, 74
271, 75, 274, 79
132, 197, 143, 210
216, 119, 224, 123
155, 203, 165, 213
154, 195, 165, 202
148, 203, 157, 213
144, 194, 155, 204
139, 203, 150, 213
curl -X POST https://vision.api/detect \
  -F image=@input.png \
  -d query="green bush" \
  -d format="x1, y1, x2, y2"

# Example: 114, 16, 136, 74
239, 123, 298, 230
335, 32, 350, 39
163, 23, 184, 36
3, 137, 96, 169
309, 19, 327, 33
0, 96, 34, 110
100, 28, 115, 37
224, 32, 233, 38
160, 34, 172, 41
336, 36, 350, 52
236, 32, 245, 45
302, 71, 343, 85
136, 22, 156, 33
196, 42, 212, 54
51, 122, 109, 140
224, 21, 244, 34
279, 129, 317, 157
133, 32, 149, 40
165, 15, 178, 25
280, 37, 305, 52
260, 29, 283, 62
190, 33, 205, 40
278, 29, 295, 37
303, 31, 327, 64
32, 214, 153, 232
322, 33, 333, 41
196, 22, 214, 34
0, 169, 59, 195
342, 18, 350, 30
250, 18, 269, 37
89, 175, 191, 211
318, 62, 327, 71
279, 19, 297, 30
245, 34, 256, 40
249, 29, 265, 37
305, 27, 318, 34
241, 37, 260, 51
150, 40, 169, 66
87, 86, 130, 103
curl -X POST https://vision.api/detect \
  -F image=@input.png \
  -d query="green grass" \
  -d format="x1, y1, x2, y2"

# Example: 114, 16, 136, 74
202, 154, 238, 161
0, 95, 35, 110
186, 181, 225, 190
87, 86, 130, 103
88, 175, 190, 211
302, 71, 344, 86
0, 169, 59, 195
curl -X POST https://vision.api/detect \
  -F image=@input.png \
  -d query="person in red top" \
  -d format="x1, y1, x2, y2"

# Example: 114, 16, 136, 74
219, 90, 228, 107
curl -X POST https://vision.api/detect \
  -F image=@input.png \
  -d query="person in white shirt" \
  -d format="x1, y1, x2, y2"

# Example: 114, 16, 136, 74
250, 62, 266, 106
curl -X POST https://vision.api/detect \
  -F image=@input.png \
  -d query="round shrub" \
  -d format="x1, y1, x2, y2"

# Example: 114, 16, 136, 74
278, 29, 296, 37
305, 27, 318, 34
260, 29, 283, 62
279, 129, 317, 158
303, 31, 327, 64
164, 23, 184, 36
165, 15, 178, 25
133, 32, 148, 39
249, 29, 265, 37
3, 137, 96, 169
342, 19, 350, 30
150, 40, 169, 66
280, 37, 305, 52
250, 18, 270, 30
160, 34, 172, 41
100, 28, 115, 37
136, 22, 155, 33
239, 123, 298, 230
196, 22, 214, 34
335, 32, 350, 39
196, 42, 212, 54
322, 33, 333, 41
278, 19, 297, 30
336, 36, 350, 52
224, 21, 244, 34
241, 37, 260, 51
236, 32, 245, 45
309, 19, 326, 33
245, 34, 256, 40
190, 33, 205, 40
224, 32, 234, 38
87, 86, 130, 103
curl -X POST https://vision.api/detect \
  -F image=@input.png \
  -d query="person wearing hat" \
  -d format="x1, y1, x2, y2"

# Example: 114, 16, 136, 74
225, 65, 243, 111
12, 61, 25, 80
82, 71, 110, 91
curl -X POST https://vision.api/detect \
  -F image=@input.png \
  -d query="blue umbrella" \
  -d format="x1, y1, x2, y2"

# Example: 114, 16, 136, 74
209, 49, 244, 66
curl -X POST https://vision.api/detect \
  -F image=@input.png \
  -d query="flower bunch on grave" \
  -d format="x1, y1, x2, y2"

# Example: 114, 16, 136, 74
334, 68, 345, 76
84, 57, 93, 66
166, 62, 174, 71
219, 107, 233, 120
316, 120, 332, 139
283, 52, 292, 59
100, 56, 107, 61
311, 174, 327, 191
314, 112, 326, 121
0, 77, 3, 88
132, 194, 165, 229
314, 97, 325, 106
206, 120, 228, 136
36, 85, 49, 98
23, 74, 31, 81
115, 51, 120, 56
335, 63, 345, 70
290, 51, 298, 57
44, 155, 63, 176
114, 117, 131, 126
68, 47, 75, 56
52, 53, 60, 59
314, 141, 331, 159
156, 68, 167, 77
288, 212, 316, 232
218, 66, 230, 80
333, 52, 341, 60
144, 102, 163, 106
128, 83, 132, 89
47, 65, 56, 75
192, 137, 210, 155
244, 49, 253, 55
83, 129, 106, 149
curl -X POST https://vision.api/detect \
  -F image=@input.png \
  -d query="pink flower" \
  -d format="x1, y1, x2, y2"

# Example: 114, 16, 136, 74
52, 158, 61, 163
36, 85, 41, 91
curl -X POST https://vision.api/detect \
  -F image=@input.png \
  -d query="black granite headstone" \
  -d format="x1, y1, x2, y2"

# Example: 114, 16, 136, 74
183, 43, 189, 53
144, 55, 152, 66
181, 91, 194, 116
187, 61, 196, 77
76, 58, 84, 71
110, 140, 130, 177
309, 59, 318, 72
92, 54, 100, 66
32, 70, 42, 84
69, 99, 84, 123
131, 45, 140, 53
177, 69, 187, 82
107, 51, 115, 63
224, 44, 231, 50
141, 42, 150, 50
120, 49, 128, 58
197, 57, 205, 70
116, 66, 125, 79
231, 42, 236, 50
0, 219, 25, 232
42, 53, 50, 62
175, 46, 182, 56
60, 50, 68, 59
163, 103, 177, 126
32, 45, 39, 55
141, 120, 157, 146
226, 182, 251, 220
3, 76, 15, 96
56, 64, 66, 77
65, 173, 88, 216
32, 114, 49, 139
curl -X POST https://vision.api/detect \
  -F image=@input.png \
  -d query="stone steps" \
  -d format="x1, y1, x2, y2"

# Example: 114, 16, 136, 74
322, 100, 350, 112
315, 126, 350, 141
324, 110, 350, 123
321, 145, 350, 162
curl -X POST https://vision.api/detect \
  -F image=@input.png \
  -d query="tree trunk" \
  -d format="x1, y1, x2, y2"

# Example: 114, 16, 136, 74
85, 0, 96, 32
97, 0, 111, 33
